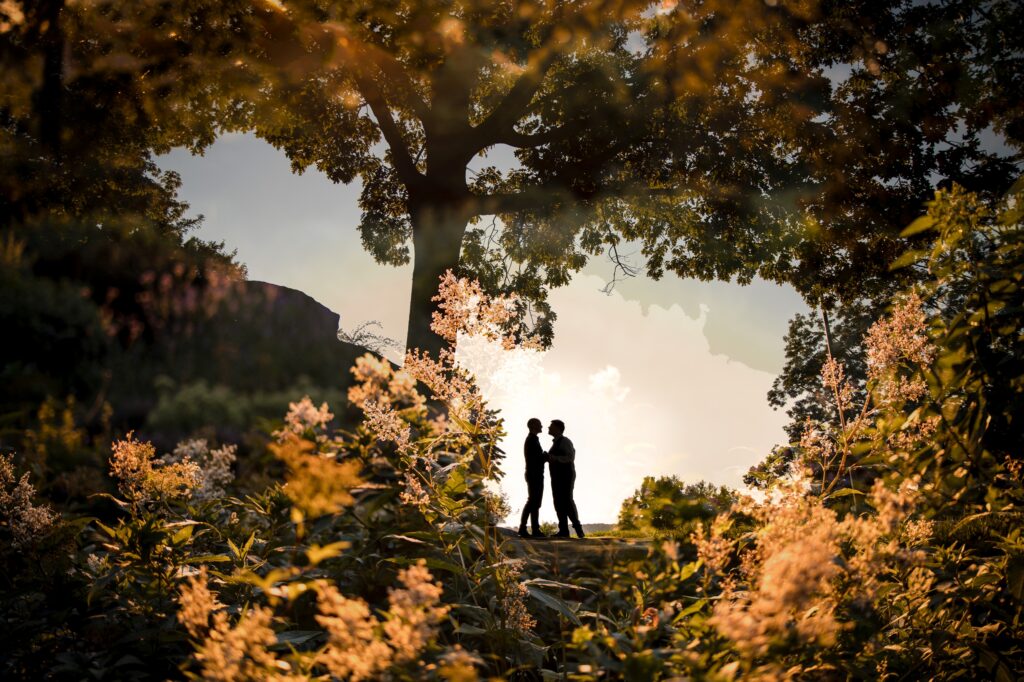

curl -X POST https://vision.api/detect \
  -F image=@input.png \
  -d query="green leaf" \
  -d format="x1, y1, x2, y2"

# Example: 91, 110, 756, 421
951, 511, 996, 534
674, 598, 708, 621
64, 516, 97, 532
273, 630, 322, 649
890, 249, 925, 270
455, 623, 488, 636
676, 561, 700, 583
442, 468, 468, 496
170, 524, 194, 545
241, 531, 257, 558
454, 603, 490, 618
524, 578, 592, 593
383, 534, 428, 545
182, 554, 232, 564
826, 488, 865, 500
577, 610, 617, 626
89, 492, 130, 509
94, 520, 118, 538
901, 215, 935, 237
306, 541, 350, 565
527, 585, 581, 626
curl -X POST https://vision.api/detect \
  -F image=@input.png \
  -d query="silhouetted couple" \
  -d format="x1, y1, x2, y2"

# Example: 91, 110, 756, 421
518, 418, 585, 539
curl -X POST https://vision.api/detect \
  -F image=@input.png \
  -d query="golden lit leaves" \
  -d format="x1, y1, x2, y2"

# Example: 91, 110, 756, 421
315, 560, 450, 680
270, 434, 362, 519
177, 567, 291, 680
178, 565, 223, 639
348, 353, 426, 412
315, 586, 393, 680
431, 269, 536, 350
0, 454, 58, 548
273, 396, 334, 443
109, 433, 200, 504
437, 16, 465, 51
703, 476, 933, 666
0, 1, 23, 34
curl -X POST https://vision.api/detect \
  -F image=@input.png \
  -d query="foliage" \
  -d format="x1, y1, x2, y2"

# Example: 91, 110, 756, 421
731, 182, 1024, 677
0, 272, 545, 680
767, 300, 879, 442
50, 0, 1021, 357
3, 190, 1024, 677
617, 475, 735, 533
3, 1, 1024, 676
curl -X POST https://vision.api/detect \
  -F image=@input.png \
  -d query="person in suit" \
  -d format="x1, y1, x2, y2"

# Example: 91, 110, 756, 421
547, 419, 584, 538
518, 418, 547, 538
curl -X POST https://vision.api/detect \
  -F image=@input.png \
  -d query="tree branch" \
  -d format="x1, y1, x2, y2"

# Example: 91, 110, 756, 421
468, 181, 682, 218
499, 125, 576, 148
361, 44, 432, 124
472, 45, 563, 149
320, 18, 431, 124
351, 71, 422, 187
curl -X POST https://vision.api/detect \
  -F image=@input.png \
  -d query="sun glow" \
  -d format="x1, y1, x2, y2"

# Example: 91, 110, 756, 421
454, 275, 791, 526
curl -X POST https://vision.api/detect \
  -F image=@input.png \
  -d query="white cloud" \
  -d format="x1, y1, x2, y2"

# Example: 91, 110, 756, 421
588, 365, 630, 402
457, 275, 789, 525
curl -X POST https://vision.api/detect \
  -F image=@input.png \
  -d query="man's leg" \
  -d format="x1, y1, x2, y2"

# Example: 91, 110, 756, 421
518, 505, 531, 537
552, 478, 570, 536
528, 478, 544, 533
519, 478, 542, 536
568, 477, 584, 538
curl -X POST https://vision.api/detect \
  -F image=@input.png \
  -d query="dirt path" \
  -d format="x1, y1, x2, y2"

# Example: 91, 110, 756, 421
496, 528, 652, 574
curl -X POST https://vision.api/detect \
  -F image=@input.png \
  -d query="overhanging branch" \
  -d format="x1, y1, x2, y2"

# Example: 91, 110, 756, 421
351, 70, 422, 187
468, 182, 684, 218
472, 44, 563, 149
499, 125, 575, 148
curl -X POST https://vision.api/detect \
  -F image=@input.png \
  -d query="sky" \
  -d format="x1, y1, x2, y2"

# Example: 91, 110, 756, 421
159, 133, 808, 524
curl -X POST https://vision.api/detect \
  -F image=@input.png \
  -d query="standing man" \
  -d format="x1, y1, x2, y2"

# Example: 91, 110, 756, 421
547, 419, 584, 538
518, 418, 547, 538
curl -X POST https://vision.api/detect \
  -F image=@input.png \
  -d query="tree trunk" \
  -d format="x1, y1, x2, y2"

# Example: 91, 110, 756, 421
406, 202, 470, 359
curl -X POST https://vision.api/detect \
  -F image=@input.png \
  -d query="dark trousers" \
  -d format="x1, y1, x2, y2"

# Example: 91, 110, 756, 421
551, 474, 581, 533
519, 476, 544, 531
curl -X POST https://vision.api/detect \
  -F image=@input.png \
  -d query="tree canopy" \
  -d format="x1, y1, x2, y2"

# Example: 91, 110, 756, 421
5, 0, 1021, 361
192, 0, 1020, 358
618, 475, 735, 532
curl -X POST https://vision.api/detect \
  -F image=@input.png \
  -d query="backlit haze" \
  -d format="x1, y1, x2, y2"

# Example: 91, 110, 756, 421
160, 133, 807, 524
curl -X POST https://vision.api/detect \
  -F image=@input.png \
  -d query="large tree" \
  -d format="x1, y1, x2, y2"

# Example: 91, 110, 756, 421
241, 0, 1021, 358
13, 1, 1020, 360
148, 0, 836, 358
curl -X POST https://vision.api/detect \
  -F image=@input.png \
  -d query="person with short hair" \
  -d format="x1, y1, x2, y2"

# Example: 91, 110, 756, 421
547, 419, 584, 538
518, 418, 547, 538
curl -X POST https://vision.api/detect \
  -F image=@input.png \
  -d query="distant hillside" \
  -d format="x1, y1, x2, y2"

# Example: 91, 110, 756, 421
163, 280, 366, 392
109, 280, 376, 435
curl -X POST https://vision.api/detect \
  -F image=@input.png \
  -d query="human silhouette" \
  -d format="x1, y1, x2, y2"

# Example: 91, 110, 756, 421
518, 418, 548, 538
547, 419, 584, 538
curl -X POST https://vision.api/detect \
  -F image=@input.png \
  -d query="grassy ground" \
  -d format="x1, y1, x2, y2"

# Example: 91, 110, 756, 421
497, 528, 654, 576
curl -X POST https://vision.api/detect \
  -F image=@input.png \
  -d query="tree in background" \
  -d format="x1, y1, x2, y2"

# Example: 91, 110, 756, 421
150, 0, 1024, 361
150, 0, 826, 358
12, 1, 1018, 360
617, 475, 735, 532
755, 0, 1023, 469
0, 3, 313, 441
